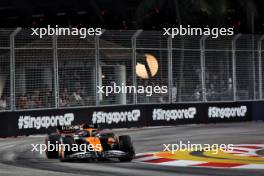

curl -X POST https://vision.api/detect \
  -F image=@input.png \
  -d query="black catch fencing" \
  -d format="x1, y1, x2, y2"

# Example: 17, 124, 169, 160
0, 101, 262, 137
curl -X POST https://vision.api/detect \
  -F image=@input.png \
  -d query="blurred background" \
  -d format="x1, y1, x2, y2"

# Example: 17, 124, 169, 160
0, 0, 263, 112
0, 0, 263, 34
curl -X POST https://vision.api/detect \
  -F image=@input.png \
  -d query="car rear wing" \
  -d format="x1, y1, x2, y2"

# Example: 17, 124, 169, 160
82, 123, 99, 129
57, 125, 80, 134
57, 124, 99, 133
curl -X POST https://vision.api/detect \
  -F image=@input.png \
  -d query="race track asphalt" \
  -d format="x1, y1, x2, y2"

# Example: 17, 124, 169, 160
0, 122, 264, 176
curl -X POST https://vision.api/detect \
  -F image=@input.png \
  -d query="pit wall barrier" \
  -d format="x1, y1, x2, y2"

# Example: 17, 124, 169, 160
0, 101, 263, 137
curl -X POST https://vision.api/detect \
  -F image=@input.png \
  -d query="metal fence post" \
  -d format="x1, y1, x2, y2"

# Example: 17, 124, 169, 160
167, 36, 173, 103
95, 30, 105, 106
52, 35, 59, 108
95, 34, 100, 106
232, 34, 241, 101
258, 35, 264, 100
250, 35, 257, 100
10, 27, 21, 111
200, 36, 208, 102
132, 30, 142, 104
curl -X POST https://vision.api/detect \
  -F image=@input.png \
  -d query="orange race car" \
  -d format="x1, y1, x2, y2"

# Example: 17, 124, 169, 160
45, 124, 135, 162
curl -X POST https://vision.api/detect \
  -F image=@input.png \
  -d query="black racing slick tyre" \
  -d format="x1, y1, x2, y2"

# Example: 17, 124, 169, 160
45, 134, 60, 159
59, 136, 75, 162
118, 135, 135, 162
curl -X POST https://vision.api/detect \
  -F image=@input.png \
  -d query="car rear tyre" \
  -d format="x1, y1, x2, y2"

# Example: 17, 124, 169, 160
45, 134, 60, 159
59, 136, 75, 162
118, 135, 135, 162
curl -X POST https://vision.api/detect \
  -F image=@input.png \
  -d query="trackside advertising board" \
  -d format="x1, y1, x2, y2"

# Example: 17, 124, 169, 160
0, 101, 257, 137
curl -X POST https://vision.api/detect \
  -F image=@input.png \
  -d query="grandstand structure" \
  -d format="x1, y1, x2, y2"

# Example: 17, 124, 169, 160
0, 28, 263, 111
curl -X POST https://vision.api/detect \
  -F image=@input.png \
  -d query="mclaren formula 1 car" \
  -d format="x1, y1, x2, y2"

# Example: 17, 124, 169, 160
45, 124, 135, 162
